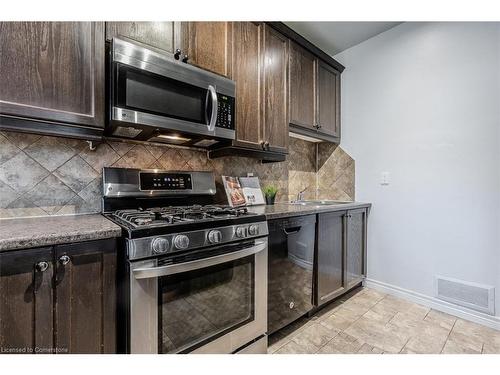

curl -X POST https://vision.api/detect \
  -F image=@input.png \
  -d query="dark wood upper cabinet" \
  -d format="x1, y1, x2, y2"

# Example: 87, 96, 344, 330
209, 22, 289, 160
105, 22, 181, 54
0, 239, 117, 354
0, 247, 54, 354
317, 60, 341, 138
229, 22, 263, 150
182, 22, 231, 77
54, 239, 117, 354
288, 41, 316, 129
288, 42, 341, 142
261, 25, 289, 154
0, 22, 105, 129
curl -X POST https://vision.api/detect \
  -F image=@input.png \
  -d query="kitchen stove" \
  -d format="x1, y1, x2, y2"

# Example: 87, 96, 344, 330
103, 167, 268, 354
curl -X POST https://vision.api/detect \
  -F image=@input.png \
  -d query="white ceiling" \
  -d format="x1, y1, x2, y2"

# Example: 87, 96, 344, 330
285, 22, 402, 56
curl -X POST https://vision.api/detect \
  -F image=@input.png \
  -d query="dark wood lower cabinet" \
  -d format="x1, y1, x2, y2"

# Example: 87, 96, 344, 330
0, 247, 54, 354
0, 239, 117, 354
345, 209, 367, 289
55, 240, 117, 354
316, 211, 345, 305
315, 208, 368, 307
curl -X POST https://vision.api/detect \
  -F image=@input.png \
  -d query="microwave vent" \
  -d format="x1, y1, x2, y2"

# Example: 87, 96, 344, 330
193, 139, 219, 147
112, 126, 143, 138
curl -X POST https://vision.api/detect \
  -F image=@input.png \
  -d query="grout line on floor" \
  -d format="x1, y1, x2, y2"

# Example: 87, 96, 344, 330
439, 318, 457, 354
269, 338, 291, 354
315, 329, 341, 353
399, 337, 412, 354
422, 309, 431, 321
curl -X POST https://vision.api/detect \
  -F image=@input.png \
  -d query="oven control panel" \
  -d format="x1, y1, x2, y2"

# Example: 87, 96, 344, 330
127, 221, 269, 260
140, 172, 192, 191
215, 94, 235, 130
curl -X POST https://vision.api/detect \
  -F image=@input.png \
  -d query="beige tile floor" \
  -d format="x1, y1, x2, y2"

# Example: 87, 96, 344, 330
268, 287, 500, 354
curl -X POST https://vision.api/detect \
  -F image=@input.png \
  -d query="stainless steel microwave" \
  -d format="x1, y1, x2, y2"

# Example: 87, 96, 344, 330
106, 38, 236, 148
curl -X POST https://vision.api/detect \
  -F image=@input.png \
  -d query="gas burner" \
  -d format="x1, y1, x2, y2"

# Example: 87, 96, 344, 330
134, 217, 153, 226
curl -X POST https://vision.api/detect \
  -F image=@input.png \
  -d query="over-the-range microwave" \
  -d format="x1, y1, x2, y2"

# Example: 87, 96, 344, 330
106, 38, 236, 148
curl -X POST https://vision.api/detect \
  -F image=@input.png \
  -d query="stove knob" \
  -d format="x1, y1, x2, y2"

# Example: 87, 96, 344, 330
152, 238, 169, 254
208, 230, 222, 244
174, 235, 190, 250
235, 226, 247, 238
248, 224, 259, 236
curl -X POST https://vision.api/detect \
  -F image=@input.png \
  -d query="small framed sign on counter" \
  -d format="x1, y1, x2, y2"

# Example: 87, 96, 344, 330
222, 176, 265, 207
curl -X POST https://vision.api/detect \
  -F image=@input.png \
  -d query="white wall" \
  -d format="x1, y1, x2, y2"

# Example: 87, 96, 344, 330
335, 22, 500, 316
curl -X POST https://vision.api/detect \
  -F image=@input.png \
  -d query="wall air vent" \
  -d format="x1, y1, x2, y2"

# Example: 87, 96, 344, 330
435, 276, 495, 315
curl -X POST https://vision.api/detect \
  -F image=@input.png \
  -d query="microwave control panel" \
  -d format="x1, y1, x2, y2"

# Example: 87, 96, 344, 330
140, 173, 193, 191
216, 94, 235, 130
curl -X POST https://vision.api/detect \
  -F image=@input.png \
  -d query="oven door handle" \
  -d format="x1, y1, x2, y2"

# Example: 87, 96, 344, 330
133, 240, 267, 279
205, 85, 218, 132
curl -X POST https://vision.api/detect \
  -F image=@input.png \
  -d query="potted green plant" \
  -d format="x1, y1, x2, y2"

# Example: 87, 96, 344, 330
263, 185, 278, 205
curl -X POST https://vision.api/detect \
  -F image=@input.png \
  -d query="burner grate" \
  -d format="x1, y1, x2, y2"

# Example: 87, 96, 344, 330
111, 205, 251, 228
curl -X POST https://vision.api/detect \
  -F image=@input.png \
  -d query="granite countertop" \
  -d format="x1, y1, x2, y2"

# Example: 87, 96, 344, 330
0, 214, 122, 252
247, 202, 372, 220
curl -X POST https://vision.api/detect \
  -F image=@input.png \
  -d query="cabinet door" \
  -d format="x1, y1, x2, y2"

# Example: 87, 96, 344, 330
105, 22, 181, 53
317, 60, 341, 138
0, 22, 105, 128
0, 247, 54, 353
316, 211, 346, 306
182, 22, 231, 77
54, 239, 117, 354
261, 25, 289, 154
230, 22, 263, 150
345, 209, 367, 288
289, 41, 316, 129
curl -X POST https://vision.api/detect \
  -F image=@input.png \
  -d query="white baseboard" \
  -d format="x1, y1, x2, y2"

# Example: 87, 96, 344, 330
364, 278, 500, 331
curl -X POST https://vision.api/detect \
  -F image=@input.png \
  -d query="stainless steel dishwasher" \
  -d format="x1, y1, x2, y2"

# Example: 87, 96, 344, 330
267, 215, 316, 334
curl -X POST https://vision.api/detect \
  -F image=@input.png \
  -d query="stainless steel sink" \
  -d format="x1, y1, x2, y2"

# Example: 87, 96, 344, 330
288, 200, 353, 206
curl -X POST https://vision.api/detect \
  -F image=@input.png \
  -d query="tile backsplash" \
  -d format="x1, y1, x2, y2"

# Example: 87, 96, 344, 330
0, 131, 354, 218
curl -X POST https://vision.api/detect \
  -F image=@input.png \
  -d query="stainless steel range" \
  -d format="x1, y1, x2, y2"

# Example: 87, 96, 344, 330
102, 167, 268, 354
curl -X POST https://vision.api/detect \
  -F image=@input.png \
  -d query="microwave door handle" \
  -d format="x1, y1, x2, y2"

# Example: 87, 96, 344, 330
133, 240, 266, 279
206, 84, 218, 132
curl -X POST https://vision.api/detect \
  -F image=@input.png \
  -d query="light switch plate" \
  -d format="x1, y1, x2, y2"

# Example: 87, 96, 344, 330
380, 172, 390, 185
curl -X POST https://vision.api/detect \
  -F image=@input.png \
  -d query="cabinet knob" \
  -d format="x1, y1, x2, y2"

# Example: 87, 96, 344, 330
35, 261, 49, 272
264, 141, 270, 149
174, 49, 181, 60
260, 140, 265, 150
182, 54, 189, 63
59, 255, 71, 266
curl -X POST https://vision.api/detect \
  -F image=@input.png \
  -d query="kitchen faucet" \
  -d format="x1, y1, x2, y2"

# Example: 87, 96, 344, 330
296, 186, 308, 202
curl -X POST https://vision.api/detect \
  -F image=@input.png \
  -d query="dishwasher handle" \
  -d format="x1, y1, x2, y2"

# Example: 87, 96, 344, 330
283, 226, 302, 235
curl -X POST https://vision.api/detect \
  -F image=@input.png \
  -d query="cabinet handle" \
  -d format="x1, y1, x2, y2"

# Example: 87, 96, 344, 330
35, 261, 49, 272
59, 255, 71, 266
174, 49, 181, 60
182, 54, 189, 63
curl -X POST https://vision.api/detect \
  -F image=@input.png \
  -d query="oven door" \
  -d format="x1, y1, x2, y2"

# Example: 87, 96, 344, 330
129, 239, 267, 354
